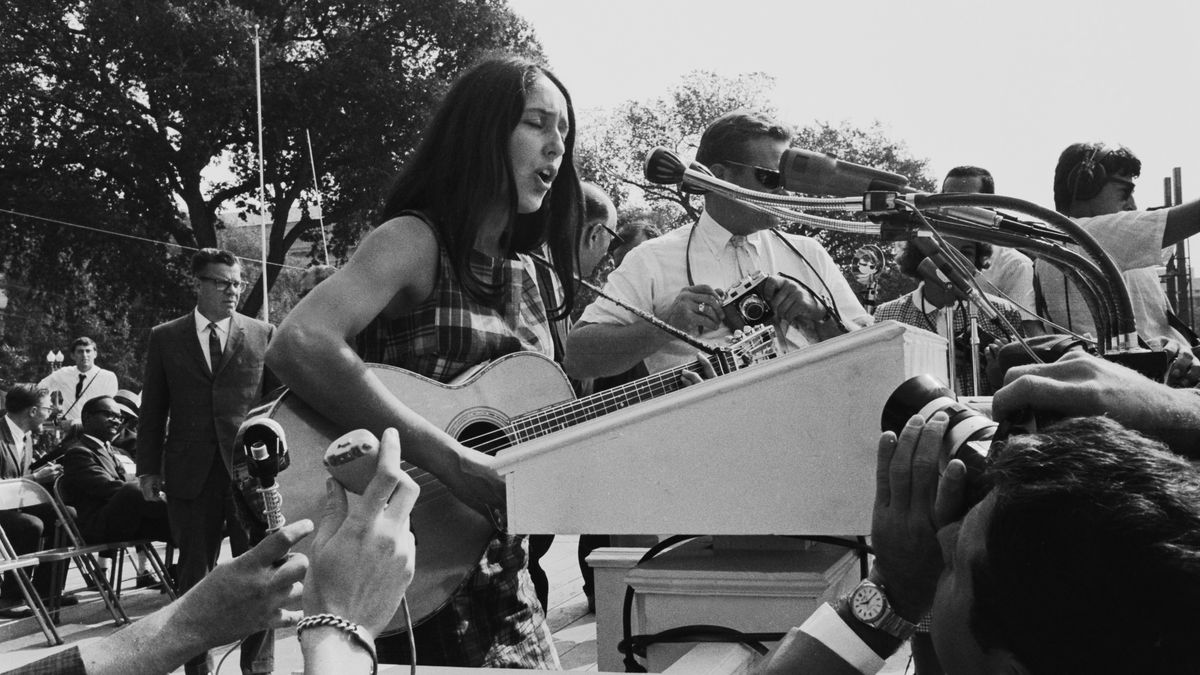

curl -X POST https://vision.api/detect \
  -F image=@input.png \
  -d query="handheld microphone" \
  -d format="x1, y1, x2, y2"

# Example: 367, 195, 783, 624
237, 418, 289, 532
779, 148, 911, 196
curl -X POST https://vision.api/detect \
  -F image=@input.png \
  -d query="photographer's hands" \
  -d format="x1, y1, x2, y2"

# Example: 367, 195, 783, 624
870, 413, 969, 621
665, 284, 724, 336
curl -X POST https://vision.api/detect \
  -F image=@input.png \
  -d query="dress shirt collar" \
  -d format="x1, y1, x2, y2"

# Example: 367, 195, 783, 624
82, 433, 110, 450
4, 414, 27, 444
694, 210, 764, 259
194, 308, 233, 338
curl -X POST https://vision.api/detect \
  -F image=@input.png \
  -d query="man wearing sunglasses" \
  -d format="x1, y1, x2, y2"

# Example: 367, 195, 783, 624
565, 110, 871, 380
136, 247, 279, 675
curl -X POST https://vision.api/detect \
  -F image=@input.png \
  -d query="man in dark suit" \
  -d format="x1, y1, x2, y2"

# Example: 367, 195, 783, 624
0, 384, 74, 617
136, 248, 277, 675
59, 396, 171, 546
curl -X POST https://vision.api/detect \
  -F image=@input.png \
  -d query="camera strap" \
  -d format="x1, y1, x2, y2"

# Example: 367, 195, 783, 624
527, 252, 718, 356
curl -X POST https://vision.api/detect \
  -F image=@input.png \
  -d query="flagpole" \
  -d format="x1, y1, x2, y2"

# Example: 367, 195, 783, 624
254, 24, 269, 320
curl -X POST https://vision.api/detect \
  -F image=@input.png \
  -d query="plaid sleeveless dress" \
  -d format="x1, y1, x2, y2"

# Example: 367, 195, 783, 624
357, 215, 560, 668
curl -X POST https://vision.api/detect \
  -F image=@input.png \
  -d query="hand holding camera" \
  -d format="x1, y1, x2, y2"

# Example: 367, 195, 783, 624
664, 284, 724, 337
720, 272, 825, 332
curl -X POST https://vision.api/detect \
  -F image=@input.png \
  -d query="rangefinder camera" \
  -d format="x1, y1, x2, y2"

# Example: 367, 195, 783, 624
722, 271, 774, 330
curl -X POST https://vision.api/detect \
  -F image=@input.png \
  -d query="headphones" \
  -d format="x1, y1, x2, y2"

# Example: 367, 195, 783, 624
1067, 144, 1113, 204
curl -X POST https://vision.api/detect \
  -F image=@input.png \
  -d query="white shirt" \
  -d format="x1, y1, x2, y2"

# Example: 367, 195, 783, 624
981, 246, 1036, 318
578, 210, 872, 374
5, 415, 29, 450
37, 365, 119, 422
1034, 209, 1186, 344
194, 308, 232, 370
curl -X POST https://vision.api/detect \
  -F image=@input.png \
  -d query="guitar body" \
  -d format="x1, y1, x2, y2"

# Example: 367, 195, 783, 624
257, 351, 576, 635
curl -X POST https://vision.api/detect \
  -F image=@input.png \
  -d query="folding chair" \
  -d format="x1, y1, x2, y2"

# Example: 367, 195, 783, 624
51, 477, 177, 601
0, 526, 61, 645
0, 478, 129, 626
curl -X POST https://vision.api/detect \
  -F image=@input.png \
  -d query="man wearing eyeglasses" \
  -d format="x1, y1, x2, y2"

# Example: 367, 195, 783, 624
565, 110, 871, 379
60, 396, 172, 547
136, 247, 278, 675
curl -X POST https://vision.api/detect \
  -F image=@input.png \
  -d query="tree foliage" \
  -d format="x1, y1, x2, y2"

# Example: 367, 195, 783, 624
0, 0, 541, 386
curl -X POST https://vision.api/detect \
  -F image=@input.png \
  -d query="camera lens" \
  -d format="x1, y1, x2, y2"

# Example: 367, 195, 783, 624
881, 374, 994, 478
739, 296, 769, 322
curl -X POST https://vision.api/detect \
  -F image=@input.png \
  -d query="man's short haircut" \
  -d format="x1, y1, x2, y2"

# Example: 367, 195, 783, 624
582, 183, 614, 225
696, 110, 793, 168
1052, 142, 1142, 212
71, 337, 96, 352
970, 416, 1200, 673
191, 248, 239, 275
5, 384, 50, 414
609, 220, 662, 254
943, 166, 995, 194
896, 236, 992, 276
81, 395, 115, 417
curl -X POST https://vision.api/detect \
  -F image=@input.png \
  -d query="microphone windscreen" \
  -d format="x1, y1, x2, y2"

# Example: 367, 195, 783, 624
644, 146, 687, 185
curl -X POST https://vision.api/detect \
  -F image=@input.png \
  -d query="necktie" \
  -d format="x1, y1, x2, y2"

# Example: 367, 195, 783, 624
107, 443, 127, 480
208, 322, 222, 370
730, 236, 753, 278
75, 373, 86, 400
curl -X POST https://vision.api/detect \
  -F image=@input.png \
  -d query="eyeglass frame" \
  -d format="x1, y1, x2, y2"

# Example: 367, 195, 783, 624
197, 275, 246, 292
719, 160, 782, 190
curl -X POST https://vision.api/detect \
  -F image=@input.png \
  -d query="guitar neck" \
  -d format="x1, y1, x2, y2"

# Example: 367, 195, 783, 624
509, 353, 729, 443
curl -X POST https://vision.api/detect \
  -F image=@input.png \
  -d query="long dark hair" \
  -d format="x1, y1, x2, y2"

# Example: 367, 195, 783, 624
381, 54, 582, 319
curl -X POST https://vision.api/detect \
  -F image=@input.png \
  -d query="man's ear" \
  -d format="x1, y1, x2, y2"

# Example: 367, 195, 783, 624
710, 162, 729, 180
583, 221, 602, 246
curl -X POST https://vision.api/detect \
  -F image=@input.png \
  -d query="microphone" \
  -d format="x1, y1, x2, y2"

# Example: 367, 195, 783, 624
779, 148, 911, 196
237, 418, 289, 532
643, 146, 716, 195
913, 235, 975, 303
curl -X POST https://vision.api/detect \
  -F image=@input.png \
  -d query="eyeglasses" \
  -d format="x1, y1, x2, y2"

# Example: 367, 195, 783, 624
90, 411, 123, 421
199, 276, 245, 292
600, 223, 625, 247
722, 160, 782, 190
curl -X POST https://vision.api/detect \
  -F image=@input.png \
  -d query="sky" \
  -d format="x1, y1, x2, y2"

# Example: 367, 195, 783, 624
510, 0, 1199, 212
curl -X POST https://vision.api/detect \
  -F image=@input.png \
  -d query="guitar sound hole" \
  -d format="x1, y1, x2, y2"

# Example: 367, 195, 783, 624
458, 422, 512, 454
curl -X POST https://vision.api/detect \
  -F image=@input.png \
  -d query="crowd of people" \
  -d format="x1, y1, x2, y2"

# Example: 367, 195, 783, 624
3, 50, 1200, 675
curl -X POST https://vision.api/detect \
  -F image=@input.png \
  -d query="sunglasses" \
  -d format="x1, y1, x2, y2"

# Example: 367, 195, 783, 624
600, 223, 625, 247
722, 160, 782, 190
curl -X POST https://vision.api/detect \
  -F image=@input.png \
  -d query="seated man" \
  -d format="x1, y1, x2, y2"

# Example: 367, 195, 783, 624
1, 384, 73, 617
755, 386, 1200, 673
59, 396, 172, 549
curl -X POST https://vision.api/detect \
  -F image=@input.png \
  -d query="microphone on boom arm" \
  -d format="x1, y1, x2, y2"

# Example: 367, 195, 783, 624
644, 146, 717, 195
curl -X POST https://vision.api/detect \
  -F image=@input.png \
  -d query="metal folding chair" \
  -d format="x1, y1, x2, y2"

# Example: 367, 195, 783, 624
0, 526, 62, 645
0, 478, 129, 626
51, 477, 177, 601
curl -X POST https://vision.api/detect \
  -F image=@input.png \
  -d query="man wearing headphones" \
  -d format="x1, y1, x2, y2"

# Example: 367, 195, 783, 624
564, 109, 872, 379
1036, 142, 1200, 346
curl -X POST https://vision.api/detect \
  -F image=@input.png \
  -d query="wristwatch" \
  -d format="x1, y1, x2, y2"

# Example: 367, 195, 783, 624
843, 578, 919, 641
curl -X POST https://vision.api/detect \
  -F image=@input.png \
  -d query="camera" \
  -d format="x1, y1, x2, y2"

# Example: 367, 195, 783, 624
722, 271, 775, 330
881, 374, 1041, 506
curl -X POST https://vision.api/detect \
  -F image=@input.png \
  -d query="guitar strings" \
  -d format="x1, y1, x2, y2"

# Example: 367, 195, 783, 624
403, 337, 771, 496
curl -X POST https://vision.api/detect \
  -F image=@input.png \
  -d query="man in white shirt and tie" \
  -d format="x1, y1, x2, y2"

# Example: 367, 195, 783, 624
135, 248, 277, 675
565, 109, 871, 378
37, 336, 119, 424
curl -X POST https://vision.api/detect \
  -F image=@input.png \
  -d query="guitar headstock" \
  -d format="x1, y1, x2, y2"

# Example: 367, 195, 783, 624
713, 324, 778, 374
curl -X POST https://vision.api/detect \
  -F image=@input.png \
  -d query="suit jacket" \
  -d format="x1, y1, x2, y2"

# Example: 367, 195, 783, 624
1, 415, 32, 480
135, 311, 276, 499
59, 435, 129, 536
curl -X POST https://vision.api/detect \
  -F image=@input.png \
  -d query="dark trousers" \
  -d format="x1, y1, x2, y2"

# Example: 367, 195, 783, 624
0, 503, 68, 600
528, 534, 554, 611
86, 482, 173, 544
167, 455, 273, 675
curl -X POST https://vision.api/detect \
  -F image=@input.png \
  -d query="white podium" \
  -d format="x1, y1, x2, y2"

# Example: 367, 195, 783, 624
497, 321, 948, 536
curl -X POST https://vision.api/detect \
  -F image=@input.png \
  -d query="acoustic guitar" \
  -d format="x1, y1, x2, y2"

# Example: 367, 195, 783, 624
255, 325, 778, 635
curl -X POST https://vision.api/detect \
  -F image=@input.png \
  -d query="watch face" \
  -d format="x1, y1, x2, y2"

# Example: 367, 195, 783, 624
851, 585, 886, 623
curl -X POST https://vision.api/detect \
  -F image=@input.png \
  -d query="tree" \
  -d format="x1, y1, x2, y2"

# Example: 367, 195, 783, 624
0, 0, 542, 385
